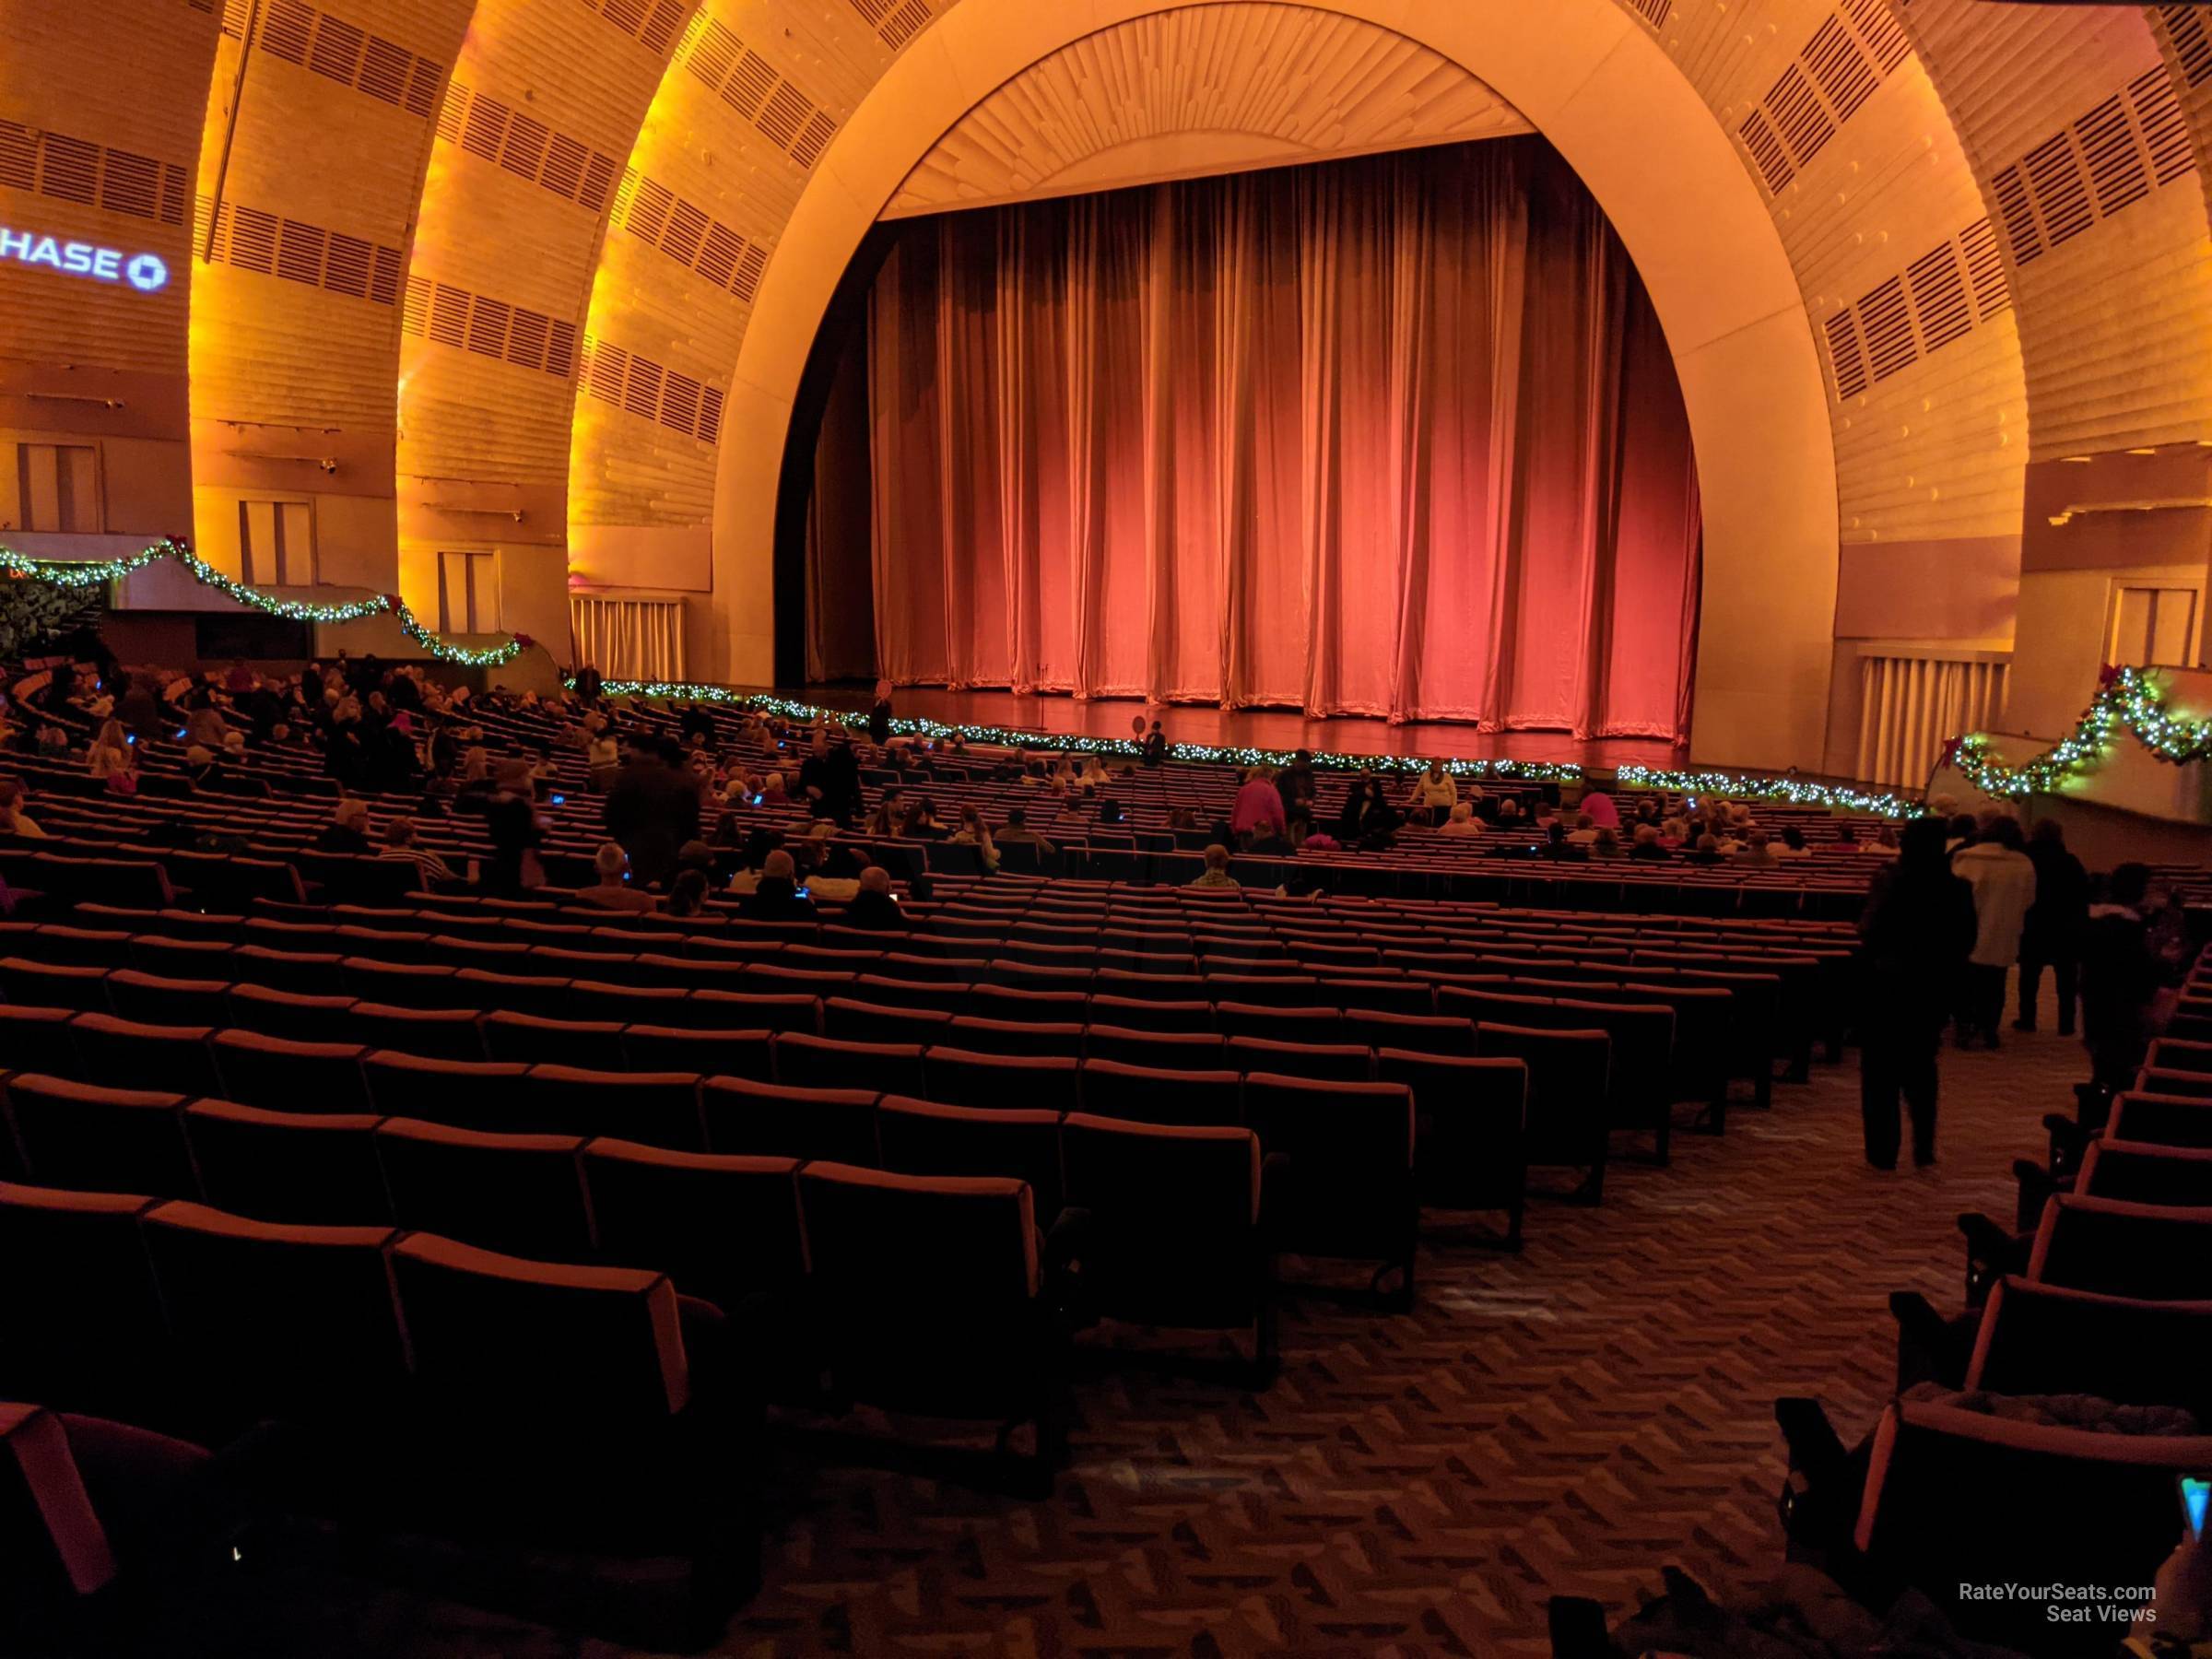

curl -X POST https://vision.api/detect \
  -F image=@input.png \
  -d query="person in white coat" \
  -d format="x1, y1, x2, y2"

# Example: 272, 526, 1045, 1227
1949, 814, 2036, 1048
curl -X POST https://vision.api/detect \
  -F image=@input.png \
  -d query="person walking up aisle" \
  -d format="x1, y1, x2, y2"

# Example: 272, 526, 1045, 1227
1858, 817, 1977, 1171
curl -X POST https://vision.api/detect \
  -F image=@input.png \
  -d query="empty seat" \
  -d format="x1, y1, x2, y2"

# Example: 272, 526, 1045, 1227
0, 957, 110, 1013
1082, 1026, 1226, 1070
1966, 1277, 2212, 1421
1344, 1010, 1477, 1056
2028, 1194, 2212, 1299
2107, 1091, 2212, 1147
700, 1075, 880, 1166
1203, 975, 1321, 1010
184, 1100, 391, 1226
1059, 1113, 1273, 1371
209, 1030, 373, 1114
130, 933, 240, 982
1316, 979, 1434, 1017
687, 990, 819, 1035
1225, 1036, 1372, 1082
361, 1051, 530, 1130
373, 1117, 593, 1262
1374, 1051, 1527, 1231
851, 974, 971, 1015
0, 1182, 168, 1419
941, 1016, 1084, 1058
104, 970, 231, 1029
65, 1014, 222, 1100
571, 980, 700, 1028
347, 1003, 486, 1061
228, 945, 348, 995
582, 1139, 807, 1319
525, 1065, 704, 1150
140, 1201, 406, 1436
340, 958, 459, 1009
876, 1097, 1066, 1222
2, 1076, 197, 1200
618, 1024, 776, 1081
1213, 1003, 1342, 1043
2075, 1137, 2212, 1207
1239, 1074, 1416, 1297
452, 968, 573, 1021
1473, 1023, 1611, 1199
772, 1033, 925, 1097
1077, 1059, 1241, 1128
482, 1010, 625, 1068
821, 997, 958, 1047
226, 983, 359, 1043
0, 1005, 81, 1077
1087, 993, 1214, 1033
922, 1048, 1078, 1113
797, 1162, 1060, 1466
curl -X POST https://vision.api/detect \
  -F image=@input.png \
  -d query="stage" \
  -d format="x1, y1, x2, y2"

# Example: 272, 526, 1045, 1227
779, 686, 1685, 771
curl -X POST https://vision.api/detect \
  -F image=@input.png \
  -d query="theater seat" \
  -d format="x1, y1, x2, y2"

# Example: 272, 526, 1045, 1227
821, 997, 957, 1047
524, 1065, 704, 1150
1239, 1074, 1417, 1303
1374, 1051, 1526, 1236
104, 970, 231, 1030
700, 1076, 880, 1166
942, 1016, 1084, 1058
877, 1097, 1065, 1221
0, 1183, 169, 1420
373, 1117, 593, 1262
139, 1201, 406, 1437
1, 1076, 198, 1200
0, 1006, 81, 1077
65, 1014, 222, 1100
581, 1139, 807, 1321
225, 984, 359, 1045
1077, 1059, 1240, 1128
772, 1033, 925, 1098
361, 1051, 529, 1130
618, 1025, 776, 1082
209, 1030, 372, 1115
1224, 1036, 1372, 1082
1473, 1023, 1610, 1201
0, 958, 110, 1014
348, 1003, 486, 1062
183, 1100, 391, 1226
1058, 1113, 1274, 1377
1965, 1277, 2212, 1422
2026, 1193, 2212, 1300
482, 1011, 625, 1069
1212, 1002, 1341, 1043
796, 1162, 1062, 1479
921, 1048, 1077, 1113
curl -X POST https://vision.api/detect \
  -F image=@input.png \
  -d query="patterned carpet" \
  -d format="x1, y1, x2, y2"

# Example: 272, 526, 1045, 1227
161, 991, 2076, 1659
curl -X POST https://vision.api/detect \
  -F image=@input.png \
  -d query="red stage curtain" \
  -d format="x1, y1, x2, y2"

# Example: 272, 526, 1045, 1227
863, 138, 1700, 739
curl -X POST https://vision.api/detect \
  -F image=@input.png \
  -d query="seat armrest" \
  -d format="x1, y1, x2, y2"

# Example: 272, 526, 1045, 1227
1958, 1210, 2026, 1306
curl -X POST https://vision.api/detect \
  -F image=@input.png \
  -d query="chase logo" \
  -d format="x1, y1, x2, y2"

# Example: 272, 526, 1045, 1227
0, 225, 171, 292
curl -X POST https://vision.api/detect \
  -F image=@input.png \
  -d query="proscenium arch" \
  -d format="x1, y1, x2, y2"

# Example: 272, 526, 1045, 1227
710, 0, 1841, 773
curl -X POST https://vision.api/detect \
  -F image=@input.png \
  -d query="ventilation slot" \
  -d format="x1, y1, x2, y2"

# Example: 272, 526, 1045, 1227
589, 0, 687, 57
1959, 218, 2009, 320
2130, 66, 2196, 186
1738, 110, 1793, 194
1823, 309, 1868, 402
1904, 243, 1971, 354
1857, 276, 1918, 384
2160, 5, 2212, 88
1768, 65, 1835, 165
2022, 132, 2093, 247
1841, 0, 1911, 74
1803, 18, 1878, 124
432, 83, 625, 214
198, 196, 403, 306
616, 171, 773, 304
2073, 96, 2149, 218
1990, 165, 2041, 265
578, 335, 726, 443
853, 0, 935, 48
252, 0, 441, 120
1625, 0, 1670, 26
677, 22, 841, 169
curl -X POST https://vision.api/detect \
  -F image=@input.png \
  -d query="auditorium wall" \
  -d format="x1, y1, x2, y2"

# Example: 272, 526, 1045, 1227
7, 1, 2212, 777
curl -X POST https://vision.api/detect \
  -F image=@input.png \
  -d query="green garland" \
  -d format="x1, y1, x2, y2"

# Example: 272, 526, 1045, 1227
0, 537, 531, 667
1948, 665, 2206, 799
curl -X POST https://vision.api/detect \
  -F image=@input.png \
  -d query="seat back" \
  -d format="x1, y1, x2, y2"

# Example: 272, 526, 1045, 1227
524, 1065, 704, 1149
699, 1075, 880, 1165
772, 1033, 926, 1097
1059, 1113, 1263, 1329
1471, 1022, 1610, 1169
208, 1030, 372, 1114
921, 1048, 1079, 1112
2, 1075, 197, 1200
580, 1138, 806, 1316
1224, 1036, 1372, 1082
373, 1117, 593, 1262
1238, 1074, 1415, 1266
2077, 1138, 2212, 1207
2028, 1194, 2212, 1299
140, 1200, 405, 1430
876, 1096, 1065, 1220
184, 1100, 390, 1225
65, 1014, 221, 1099
1077, 1058, 1241, 1128
1373, 1050, 1527, 1214
0, 1183, 166, 1418
0, 1403, 117, 1607
1853, 1396, 2212, 1656
2107, 1091, 2212, 1148
481, 1010, 624, 1068
361, 1051, 529, 1129
1966, 1277, 2212, 1421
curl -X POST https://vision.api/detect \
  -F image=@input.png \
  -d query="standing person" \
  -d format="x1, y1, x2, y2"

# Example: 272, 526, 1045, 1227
603, 736, 700, 887
1950, 814, 2036, 1048
2081, 864, 2164, 1091
868, 679, 894, 747
2017, 818, 2089, 1035
1230, 765, 1287, 845
1408, 759, 1458, 827
1858, 816, 1978, 1171
479, 757, 545, 895
1141, 721, 1167, 768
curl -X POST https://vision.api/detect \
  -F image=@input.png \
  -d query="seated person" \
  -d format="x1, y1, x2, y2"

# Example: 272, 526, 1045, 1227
315, 797, 373, 853
1627, 823, 1671, 861
1438, 802, 1483, 837
994, 806, 1055, 855
841, 865, 908, 931
0, 778, 46, 838
740, 848, 817, 921
664, 868, 712, 919
1733, 830, 1780, 865
1775, 826, 1812, 859
378, 816, 455, 886
1186, 843, 1240, 890
577, 841, 660, 912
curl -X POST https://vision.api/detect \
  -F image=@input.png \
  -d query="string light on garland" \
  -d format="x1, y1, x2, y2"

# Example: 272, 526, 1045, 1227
0, 538, 530, 666
1946, 665, 2206, 799
1614, 765, 1917, 819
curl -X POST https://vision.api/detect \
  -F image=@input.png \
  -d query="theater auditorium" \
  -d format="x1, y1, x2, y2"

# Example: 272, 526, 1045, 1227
6, 1, 2212, 1654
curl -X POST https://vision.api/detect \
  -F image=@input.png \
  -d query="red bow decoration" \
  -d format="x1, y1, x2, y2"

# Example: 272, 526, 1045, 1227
1937, 736, 1963, 769
512, 633, 534, 649
2097, 662, 2123, 689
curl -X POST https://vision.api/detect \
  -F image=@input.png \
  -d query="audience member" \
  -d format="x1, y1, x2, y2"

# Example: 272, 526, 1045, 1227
378, 817, 453, 886
0, 778, 45, 837
842, 865, 909, 930
603, 736, 700, 887
1409, 759, 1457, 826
1187, 843, 1240, 890
741, 849, 816, 921
1857, 816, 1977, 1170
1438, 802, 1482, 836
1949, 813, 2034, 1048
1141, 720, 1168, 768
1628, 824, 1669, 861
1732, 830, 1778, 865
994, 806, 1055, 856
578, 841, 659, 912
664, 869, 712, 919
2081, 863, 2164, 1090
2016, 818, 2088, 1035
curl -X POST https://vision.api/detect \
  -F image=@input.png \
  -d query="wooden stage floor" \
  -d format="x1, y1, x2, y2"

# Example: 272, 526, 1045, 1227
774, 686, 1685, 771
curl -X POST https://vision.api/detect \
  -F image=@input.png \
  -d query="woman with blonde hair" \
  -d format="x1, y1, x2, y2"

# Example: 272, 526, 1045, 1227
952, 804, 999, 871
88, 718, 135, 787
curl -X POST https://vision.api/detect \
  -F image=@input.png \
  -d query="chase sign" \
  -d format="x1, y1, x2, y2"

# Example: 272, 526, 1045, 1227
0, 225, 170, 293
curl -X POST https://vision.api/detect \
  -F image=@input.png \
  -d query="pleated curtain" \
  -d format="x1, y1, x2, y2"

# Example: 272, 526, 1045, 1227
863, 137, 1701, 738
570, 594, 686, 683
1856, 654, 2011, 788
